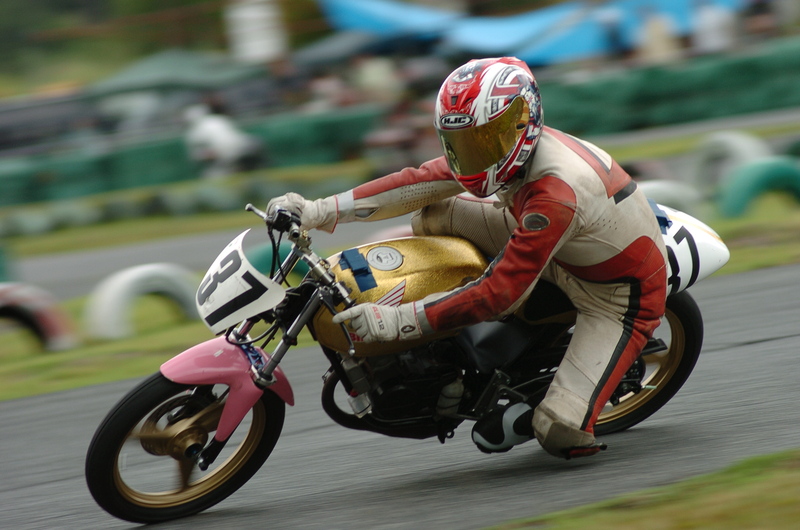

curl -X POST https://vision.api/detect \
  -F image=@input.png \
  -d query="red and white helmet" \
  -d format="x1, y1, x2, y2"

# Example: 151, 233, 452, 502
434, 57, 543, 197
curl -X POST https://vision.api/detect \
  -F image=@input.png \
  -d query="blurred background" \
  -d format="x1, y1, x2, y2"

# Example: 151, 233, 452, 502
2, 5, 800, 525
2, 0, 800, 292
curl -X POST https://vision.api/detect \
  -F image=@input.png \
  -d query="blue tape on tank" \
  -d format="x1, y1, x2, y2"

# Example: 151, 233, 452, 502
340, 248, 377, 292
648, 199, 672, 234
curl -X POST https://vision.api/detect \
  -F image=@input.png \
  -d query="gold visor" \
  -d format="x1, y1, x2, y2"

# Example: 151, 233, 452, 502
436, 97, 529, 177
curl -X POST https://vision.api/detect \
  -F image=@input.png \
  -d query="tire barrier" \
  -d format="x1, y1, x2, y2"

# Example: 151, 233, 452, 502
785, 139, 800, 159
718, 156, 800, 217
147, 189, 201, 217
0, 282, 80, 351
195, 185, 244, 213
636, 179, 706, 220
84, 263, 199, 340
2, 210, 56, 237
100, 194, 152, 221
49, 200, 103, 229
0, 244, 11, 281
693, 131, 773, 199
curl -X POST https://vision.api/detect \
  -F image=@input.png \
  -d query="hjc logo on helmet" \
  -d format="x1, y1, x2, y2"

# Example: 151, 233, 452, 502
440, 114, 475, 129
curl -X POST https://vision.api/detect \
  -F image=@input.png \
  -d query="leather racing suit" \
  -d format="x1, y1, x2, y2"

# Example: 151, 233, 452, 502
322, 126, 668, 457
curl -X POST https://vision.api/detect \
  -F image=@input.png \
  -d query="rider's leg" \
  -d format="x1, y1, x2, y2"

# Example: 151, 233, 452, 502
532, 266, 666, 459
411, 194, 515, 258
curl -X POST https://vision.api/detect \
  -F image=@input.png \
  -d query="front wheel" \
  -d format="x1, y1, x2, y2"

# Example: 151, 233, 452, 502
595, 291, 703, 435
85, 372, 285, 524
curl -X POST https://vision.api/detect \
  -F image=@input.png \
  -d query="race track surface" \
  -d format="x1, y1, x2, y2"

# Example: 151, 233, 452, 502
3, 232, 800, 529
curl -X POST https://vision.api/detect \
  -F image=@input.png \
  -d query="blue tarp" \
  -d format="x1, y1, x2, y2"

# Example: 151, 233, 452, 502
316, 0, 747, 67
317, 0, 461, 37
437, 2, 583, 57
517, 0, 745, 66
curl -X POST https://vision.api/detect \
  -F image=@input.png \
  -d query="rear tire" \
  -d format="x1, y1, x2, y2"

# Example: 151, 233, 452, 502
85, 372, 285, 523
595, 291, 703, 435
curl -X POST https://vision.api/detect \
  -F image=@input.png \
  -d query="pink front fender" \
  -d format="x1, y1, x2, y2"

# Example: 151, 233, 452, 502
161, 336, 294, 442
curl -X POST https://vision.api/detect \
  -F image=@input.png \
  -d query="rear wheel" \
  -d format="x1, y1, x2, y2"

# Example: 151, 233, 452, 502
85, 372, 285, 524
595, 291, 703, 435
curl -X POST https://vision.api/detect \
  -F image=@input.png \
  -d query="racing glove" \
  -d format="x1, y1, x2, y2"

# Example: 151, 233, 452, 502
266, 192, 339, 232
332, 302, 423, 342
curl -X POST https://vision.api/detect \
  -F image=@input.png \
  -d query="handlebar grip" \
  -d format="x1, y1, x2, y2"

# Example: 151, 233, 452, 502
270, 208, 302, 235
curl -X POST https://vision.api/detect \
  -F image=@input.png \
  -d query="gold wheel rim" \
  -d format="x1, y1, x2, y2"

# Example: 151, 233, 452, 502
596, 307, 685, 425
113, 395, 266, 508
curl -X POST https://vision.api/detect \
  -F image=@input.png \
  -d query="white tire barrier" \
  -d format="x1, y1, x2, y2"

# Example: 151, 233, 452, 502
637, 179, 706, 219
84, 263, 199, 340
718, 156, 800, 217
0, 282, 79, 351
693, 131, 773, 198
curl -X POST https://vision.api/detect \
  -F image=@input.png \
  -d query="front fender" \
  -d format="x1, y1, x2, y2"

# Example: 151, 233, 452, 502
160, 336, 294, 442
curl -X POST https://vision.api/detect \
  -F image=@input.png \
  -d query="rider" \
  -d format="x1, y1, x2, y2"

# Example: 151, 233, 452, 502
268, 57, 668, 460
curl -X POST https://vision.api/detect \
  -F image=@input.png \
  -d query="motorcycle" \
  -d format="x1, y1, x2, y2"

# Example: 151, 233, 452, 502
85, 201, 729, 524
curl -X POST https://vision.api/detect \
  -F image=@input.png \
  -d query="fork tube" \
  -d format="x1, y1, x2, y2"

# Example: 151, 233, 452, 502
272, 246, 303, 285
254, 290, 322, 384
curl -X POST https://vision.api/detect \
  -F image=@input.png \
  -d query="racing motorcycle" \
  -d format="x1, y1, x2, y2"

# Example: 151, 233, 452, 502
85, 201, 729, 524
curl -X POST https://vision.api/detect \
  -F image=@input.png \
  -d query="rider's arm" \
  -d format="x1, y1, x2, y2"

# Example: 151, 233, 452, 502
332, 156, 463, 228
416, 175, 581, 333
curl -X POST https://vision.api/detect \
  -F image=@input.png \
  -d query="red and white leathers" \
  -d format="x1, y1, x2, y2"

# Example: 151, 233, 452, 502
314, 127, 668, 457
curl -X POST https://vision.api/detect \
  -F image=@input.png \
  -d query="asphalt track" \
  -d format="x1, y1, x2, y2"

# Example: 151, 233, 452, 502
2, 219, 800, 529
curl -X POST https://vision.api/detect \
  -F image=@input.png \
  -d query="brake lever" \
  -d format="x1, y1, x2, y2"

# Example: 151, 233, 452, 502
246, 203, 301, 238
245, 203, 268, 222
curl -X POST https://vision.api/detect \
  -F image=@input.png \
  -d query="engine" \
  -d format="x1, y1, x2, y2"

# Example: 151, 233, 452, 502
362, 342, 463, 421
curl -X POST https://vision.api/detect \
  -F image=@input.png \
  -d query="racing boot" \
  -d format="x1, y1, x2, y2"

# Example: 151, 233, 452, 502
532, 404, 607, 460
471, 402, 535, 454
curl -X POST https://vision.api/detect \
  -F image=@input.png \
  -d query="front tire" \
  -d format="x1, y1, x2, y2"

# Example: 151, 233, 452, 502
595, 291, 703, 435
85, 372, 285, 524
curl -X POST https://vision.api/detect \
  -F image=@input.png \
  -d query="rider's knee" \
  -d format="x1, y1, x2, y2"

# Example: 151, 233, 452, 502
411, 198, 455, 237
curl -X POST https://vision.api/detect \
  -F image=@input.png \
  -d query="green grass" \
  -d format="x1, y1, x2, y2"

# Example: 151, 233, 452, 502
0, 293, 316, 402
491, 449, 800, 530
7, 210, 257, 257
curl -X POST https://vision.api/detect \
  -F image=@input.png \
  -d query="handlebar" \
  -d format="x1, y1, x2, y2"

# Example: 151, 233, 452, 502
245, 203, 302, 239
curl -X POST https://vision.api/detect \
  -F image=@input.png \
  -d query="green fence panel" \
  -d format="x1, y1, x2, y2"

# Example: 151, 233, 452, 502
246, 104, 388, 167
0, 158, 41, 206
108, 137, 195, 190
35, 152, 110, 201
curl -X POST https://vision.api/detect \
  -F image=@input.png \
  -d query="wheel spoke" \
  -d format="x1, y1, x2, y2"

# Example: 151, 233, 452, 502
177, 458, 195, 490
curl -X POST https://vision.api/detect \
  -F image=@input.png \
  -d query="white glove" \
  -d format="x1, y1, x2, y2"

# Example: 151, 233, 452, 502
332, 302, 423, 342
266, 192, 339, 232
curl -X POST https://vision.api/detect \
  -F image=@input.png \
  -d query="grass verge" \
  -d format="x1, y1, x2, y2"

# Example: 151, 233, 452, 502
491, 449, 800, 530
0, 293, 317, 402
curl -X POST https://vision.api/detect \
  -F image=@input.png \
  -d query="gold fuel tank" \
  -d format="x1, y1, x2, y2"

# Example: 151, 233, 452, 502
311, 236, 488, 357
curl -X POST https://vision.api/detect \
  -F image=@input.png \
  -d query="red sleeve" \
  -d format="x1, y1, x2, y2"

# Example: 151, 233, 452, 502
422, 176, 577, 331
351, 156, 453, 200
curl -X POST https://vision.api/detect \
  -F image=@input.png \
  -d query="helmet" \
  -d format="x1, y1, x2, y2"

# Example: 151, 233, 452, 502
434, 57, 543, 197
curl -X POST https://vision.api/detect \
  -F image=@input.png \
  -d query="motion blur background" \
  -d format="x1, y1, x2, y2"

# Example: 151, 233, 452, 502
1, 0, 800, 273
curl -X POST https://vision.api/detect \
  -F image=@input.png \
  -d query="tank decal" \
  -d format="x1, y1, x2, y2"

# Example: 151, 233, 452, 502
648, 199, 672, 234
340, 248, 377, 291
376, 280, 406, 306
